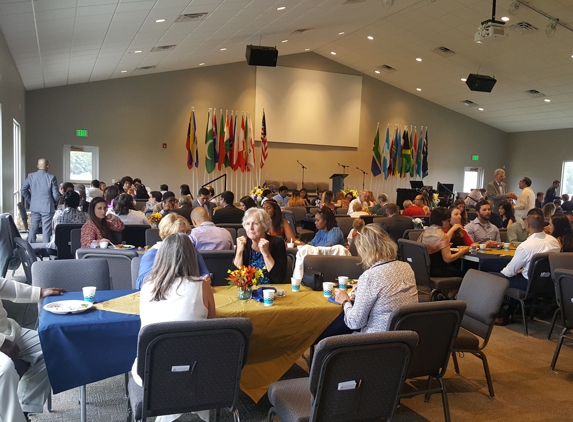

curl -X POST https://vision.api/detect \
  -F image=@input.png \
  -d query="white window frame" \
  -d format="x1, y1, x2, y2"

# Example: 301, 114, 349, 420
63, 145, 99, 183
13, 119, 21, 217
560, 160, 573, 196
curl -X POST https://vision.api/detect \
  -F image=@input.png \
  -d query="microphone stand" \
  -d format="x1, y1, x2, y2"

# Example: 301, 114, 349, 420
297, 160, 307, 188
338, 163, 349, 190
356, 167, 368, 190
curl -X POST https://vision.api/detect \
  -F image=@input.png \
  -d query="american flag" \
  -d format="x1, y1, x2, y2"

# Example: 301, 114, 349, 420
260, 110, 268, 168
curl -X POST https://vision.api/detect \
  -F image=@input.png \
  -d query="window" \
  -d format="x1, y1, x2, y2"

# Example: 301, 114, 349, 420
13, 119, 21, 217
463, 167, 484, 193
63, 145, 99, 183
0, 104, 2, 214
561, 161, 573, 196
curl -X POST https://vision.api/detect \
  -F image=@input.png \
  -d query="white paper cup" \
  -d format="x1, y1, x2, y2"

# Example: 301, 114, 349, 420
263, 289, 275, 306
286, 243, 295, 249
338, 276, 349, 291
479, 244, 487, 252
503, 243, 510, 251
323, 282, 334, 298
83, 286, 96, 303
291, 277, 301, 292
99, 241, 109, 249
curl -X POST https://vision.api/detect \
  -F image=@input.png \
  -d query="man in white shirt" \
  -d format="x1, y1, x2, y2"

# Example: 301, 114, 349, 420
0, 278, 65, 422
513, 177, 535, 220
347, 190, 367, 215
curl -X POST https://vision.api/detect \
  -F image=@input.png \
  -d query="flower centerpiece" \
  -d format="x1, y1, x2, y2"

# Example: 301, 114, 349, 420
250, 186, 265, 206
413, 218, 424, 229
227, 265, 265, 300
148, 212, 162, 228
343, 188, 360, 200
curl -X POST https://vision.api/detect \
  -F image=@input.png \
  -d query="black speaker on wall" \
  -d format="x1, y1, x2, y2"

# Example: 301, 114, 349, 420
466, 73, 497, 92
246, 45, 278, 67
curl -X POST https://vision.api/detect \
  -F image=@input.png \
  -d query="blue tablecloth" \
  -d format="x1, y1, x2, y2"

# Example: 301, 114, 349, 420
38, 290, 140, 394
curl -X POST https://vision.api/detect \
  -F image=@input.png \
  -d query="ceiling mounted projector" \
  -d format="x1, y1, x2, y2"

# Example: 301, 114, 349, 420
245, 45, 278, 67
466, 73, 497, 93
474, 21, 509, 43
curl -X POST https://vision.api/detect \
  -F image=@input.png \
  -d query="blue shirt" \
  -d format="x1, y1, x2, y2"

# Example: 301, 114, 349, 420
136, 246, 210, 289
273, 194, 289, 208
308, 226, 346, 247
189, 222, 234, 250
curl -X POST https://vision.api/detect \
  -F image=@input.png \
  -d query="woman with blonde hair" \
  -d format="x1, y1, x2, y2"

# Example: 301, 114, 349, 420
333, 191, 350, 209
287, 190, 306, 207
136, 213, 210, 288
319, 190, 336, 212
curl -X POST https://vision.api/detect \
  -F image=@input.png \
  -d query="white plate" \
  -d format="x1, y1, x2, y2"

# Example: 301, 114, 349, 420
112, 244, 135, 249
43, 300, 93, 314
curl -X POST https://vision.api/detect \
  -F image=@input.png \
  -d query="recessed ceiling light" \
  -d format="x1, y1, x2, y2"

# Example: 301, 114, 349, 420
367, 36, 374, 40
338, 32, 345, 35
416, 88, 421, 91
156, 18, 166, 23
501, 16, 509, 22
134, 50, 142, 53
544, 98, 551, 102
304, 48, 310, 51
461, 78, 467, 82
199, 63, 205, 66
415, 57, 422, 62
120, 70, 127, 73
478, 107, 484, 111
220, 48, 226, 51
282, 39, 288, 43
331, 51, 336, 55
277, 6, 286, 10
375, 70, 381, 74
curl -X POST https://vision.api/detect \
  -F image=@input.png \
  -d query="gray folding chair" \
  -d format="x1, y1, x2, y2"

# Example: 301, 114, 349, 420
223, 227, 237, 244
499, 229, 507, 243
335, 207, 348, 215
268, 331, 418, 422
402, 229, 424, 241
335, 216, 354, 239
127, 318, 252, 422
145, 229, 161, 247
237, 228, 246, 239
76, 248, 138, 290
387, 301, 466, 422
303, 255, 363, 283
198, 250, 236, 286
131, 256, 142, 289
550, 269, 573, 370
451, 269, 509, 398
14, 237, 37, 285
548, 253, 573, 339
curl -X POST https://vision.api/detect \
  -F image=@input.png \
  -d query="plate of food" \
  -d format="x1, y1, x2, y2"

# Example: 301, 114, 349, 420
43, 300, 93, 315
113, 244, 135, 249
450, 248, 459, 253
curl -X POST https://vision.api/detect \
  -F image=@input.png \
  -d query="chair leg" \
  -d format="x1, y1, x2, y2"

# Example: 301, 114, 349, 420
424, 376, 433, 402
232, 407, 240, 422
267, 407, 276, 422
438, 378, 451, 422
451, 352, 460, 374
475, 351, 495, 398
126, 398, 133, 422
550, 329, 567, 370
548, 307, 561, 340
518, 300, 528, 336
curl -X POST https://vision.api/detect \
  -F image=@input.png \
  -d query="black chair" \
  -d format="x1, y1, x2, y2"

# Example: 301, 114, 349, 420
505, 253, 553, 336
223, 227, 237, 244
387, 301, 466, 422
402, 229, 424, 241
17, 201, 29, 232
127, 318, 252, 422
122, 225, 150, 247
302, 255, 363, 283
14, 237, 37, 285
54, 223, 85, 259
144, 229, 161, 247
451, 269, 509, 398
267, 331, 419, 422
198, 250, 236, 286
70, 229, 82, 257
547, 253, 573, 339
550, 269, 573, 370
76, 248, 139, 290
2, 213, 53, 259
397, 239, 463, 301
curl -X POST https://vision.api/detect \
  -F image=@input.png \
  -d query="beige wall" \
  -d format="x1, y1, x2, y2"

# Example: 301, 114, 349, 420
0, 28, 26, 213
26, 52, 508, 201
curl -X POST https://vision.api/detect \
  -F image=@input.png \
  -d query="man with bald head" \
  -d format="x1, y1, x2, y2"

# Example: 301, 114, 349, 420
189, 207, 233, 250
21, 158, 60, 243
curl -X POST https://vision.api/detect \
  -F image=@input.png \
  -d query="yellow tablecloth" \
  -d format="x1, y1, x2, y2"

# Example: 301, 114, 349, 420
95, 286, 342, 403
481, 248, 516, 257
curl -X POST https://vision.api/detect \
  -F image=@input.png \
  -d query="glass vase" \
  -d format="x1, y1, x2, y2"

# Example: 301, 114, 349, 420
237, 286, 253, 300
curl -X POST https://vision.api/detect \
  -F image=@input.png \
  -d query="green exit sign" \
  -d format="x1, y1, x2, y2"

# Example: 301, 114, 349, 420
76, 129, 88, 137
472, 155, 479, 161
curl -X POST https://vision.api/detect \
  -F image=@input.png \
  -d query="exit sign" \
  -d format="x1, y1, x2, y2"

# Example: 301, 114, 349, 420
76, 129, 88, 137
472, 155, 479, 161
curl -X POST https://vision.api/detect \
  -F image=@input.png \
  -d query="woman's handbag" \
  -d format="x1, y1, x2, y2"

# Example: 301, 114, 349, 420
302, 268, 324, 291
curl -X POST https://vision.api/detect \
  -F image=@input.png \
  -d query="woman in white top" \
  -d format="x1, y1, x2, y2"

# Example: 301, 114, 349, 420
133, 232, 216, 422
111, 193, 149, 225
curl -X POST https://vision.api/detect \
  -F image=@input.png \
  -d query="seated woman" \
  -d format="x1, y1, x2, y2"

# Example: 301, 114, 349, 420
112, 193, 149, 225
136, 213, 210, 288
365, 191, 376, 207
287, 190, 306, 207
234, 208, 287, 284
262, 200, 297, 242
333, 191, 350, 209
319, 190, 336, 212
499, 201, 516, 228
299, 188, 311, 206
419, 207, 469, 278
239, 196, 257, 211
104, 185, 119, 210
52, 191, 88, 230
452, 199, 469, 225
307, 207, 345, 247
133, 232, 215, 422
543, 203, 556, 221
145, 191, 162, 215
80, 197, 125, 248
334, 224, 418, 333
549, 214, 573, 252
443, 207, 474, 247
134, 184, 149, 201
349, 201, 368, 218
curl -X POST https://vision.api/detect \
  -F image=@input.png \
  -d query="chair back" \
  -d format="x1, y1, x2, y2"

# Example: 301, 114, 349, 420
457, 269, 509, 342
214, 223, 243, 230
14, 237, 37, 285
335, 216, 354, 238
284, 255, 293, 283
198, 250, 236, 286
131, 256, 142, 289
549, 253, 573, 281
70, 229, 82, 257
304, 182, 317, 193
524, 253, 553, 297
223, 227, 237, 244
134, 199, 147, 212
121, 225, 150, 247
17, 202, 29, 232
499, 229, 507, 243
281, 210, 297, 237
303, 255, 363, 283
0, 213, 20, 277
554, 269, 573, 330
335, 208, 348, 215
309, 207, 318, 215
237, 228, 246, 238
403, 229, 424, 240
316, 181, 329, 192
467, 211, 477, 221
284, 207, 306, 225
54, 223, 84, 259
397, 239, 431, 288
283, 181, 297, 191
133, 318, 252, 420
76, 248, 138, 290
387, 301, 466, 379
308, 331, 418, 422
145, 229, 161, 247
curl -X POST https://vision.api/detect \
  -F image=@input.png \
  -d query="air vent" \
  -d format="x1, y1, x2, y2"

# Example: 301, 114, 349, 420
291, 28, 312, 34
150, 45, 176, 52
510, 21, 538, 33
525, 89, 545, 98
461, 100, 479, 107
432, 46, 455, 57
343, 0, 367, 4
379, 64, 397, 73
174, 12, 208, 23
136, 66, 156, 71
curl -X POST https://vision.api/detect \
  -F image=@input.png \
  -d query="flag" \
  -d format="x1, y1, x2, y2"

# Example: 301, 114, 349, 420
236, 114, 246, 172
260, 111, 268, 168
416, 127, 424, 178
410, 127, 417, 178
217, 110, 226, 170
230, 112, 238, 170
422, 129, 429, 178
382, 126, 390, 180
185, 109, 198, 169
212, 111, 218, 167
223, 112, 232, 168
204, 109, 215, 173
401, 128, 412, 178
370, 123, 382, 177
394, 128, 402, 177
246, 113, 255, 172
389, 127, 396, 177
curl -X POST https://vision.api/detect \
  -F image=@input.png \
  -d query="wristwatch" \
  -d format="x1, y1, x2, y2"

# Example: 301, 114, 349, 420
341, 300, 352, 307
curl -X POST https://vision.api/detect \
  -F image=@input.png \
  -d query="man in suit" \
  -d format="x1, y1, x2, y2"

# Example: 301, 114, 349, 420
486, 168, 517, 214
169, 195, 193, 223
212, 191, 244, 224
192, 187, 216, 219
377, 203, 414, 243
21, 158, 60, 243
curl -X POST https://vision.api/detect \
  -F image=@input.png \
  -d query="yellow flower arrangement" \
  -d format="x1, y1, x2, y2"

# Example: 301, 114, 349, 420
227, 265, 265, 290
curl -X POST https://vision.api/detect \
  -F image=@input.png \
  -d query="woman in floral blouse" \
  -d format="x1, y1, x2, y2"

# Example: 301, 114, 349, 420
80, 197, 124, 248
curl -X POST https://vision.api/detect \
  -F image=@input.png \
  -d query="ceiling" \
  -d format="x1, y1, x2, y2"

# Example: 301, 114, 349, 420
2, 0, 573, 132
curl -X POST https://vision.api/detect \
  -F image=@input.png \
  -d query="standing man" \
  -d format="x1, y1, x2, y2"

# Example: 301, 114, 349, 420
486, 168, 517, 214
21, 158, 60, 243
543, 180, 561, 205
513, 177, 535, 220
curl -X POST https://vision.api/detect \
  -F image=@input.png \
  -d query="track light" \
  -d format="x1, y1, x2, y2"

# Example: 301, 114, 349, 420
546, 18, 558, 37
508, 0, 520, 15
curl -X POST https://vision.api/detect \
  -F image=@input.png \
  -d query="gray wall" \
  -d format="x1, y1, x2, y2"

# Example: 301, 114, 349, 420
26, 52, 508, 200
0, 28, 26, 213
